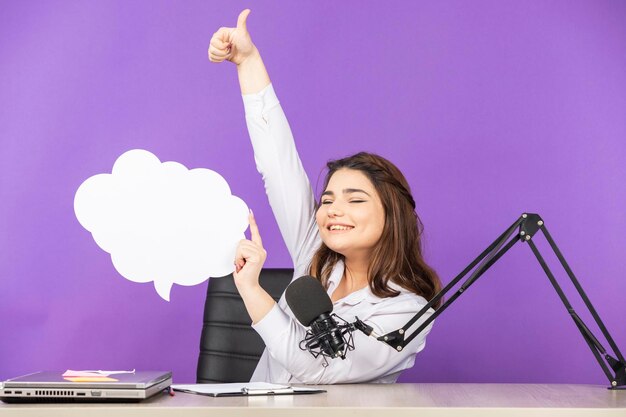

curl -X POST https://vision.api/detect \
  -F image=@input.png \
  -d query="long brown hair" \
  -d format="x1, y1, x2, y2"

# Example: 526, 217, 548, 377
309, 152, 442, 309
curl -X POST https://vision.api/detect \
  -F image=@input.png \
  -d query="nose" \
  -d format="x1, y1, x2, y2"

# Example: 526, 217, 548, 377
327, 204, 343, 218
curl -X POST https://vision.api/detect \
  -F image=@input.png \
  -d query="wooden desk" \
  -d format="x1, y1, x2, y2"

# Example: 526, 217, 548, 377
1, 383, 626, 416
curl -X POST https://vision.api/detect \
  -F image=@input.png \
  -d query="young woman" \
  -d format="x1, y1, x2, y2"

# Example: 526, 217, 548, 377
209, 9, 442, 384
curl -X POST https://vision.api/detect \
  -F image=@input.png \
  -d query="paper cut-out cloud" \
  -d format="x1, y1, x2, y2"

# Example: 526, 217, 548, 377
74, 149, 249, 301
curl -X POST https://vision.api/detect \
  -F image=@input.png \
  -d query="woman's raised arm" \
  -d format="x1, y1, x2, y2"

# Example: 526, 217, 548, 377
208, 10, 319, 268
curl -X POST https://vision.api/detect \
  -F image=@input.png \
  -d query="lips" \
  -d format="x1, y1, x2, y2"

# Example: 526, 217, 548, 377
328, 224, 354, 231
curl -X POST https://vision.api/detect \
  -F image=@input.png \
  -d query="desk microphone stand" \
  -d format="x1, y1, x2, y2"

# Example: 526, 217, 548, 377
355, 213, 626, 389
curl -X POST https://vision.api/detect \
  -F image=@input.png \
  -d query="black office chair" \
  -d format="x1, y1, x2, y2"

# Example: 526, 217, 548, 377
196, 268, 293, 383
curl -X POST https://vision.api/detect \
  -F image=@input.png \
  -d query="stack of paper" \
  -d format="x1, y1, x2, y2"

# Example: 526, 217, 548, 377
62, 369, 136, 382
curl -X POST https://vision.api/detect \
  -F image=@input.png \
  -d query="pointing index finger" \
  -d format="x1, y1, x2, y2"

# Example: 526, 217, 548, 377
249, 210, 263, 246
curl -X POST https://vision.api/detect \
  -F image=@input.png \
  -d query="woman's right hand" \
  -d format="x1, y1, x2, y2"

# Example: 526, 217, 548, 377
233, 211, 267, 291
208, 9, 256, 66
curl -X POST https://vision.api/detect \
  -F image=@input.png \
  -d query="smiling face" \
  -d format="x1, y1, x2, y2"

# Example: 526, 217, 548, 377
316, 168, 386, 259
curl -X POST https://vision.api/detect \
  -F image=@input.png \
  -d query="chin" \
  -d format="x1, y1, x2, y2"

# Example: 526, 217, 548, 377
321, 236, 348, 255
323, 238, 364, 259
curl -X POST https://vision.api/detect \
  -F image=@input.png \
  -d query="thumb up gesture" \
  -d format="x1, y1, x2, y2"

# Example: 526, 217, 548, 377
209, 9, 256, 65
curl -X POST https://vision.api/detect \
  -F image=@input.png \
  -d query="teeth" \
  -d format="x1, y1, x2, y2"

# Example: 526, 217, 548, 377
330, 225, 353, 231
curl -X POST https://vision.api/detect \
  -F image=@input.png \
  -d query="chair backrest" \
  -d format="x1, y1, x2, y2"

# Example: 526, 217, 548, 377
196, 268, 294, 383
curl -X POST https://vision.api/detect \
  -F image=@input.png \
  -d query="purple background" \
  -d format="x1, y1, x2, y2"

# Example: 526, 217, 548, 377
1, 1, 625, 385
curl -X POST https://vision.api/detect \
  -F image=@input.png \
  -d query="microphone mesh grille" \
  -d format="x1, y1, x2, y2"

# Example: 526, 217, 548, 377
285, 275, 333, 326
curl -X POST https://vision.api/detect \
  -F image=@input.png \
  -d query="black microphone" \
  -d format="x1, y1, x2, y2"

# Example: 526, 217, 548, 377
285, 276, 356, 362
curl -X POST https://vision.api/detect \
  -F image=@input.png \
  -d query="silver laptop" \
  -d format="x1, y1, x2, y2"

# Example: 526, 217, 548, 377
0, 371, 172, 403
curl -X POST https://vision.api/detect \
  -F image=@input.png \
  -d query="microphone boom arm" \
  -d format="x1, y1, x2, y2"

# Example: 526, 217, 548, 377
354, 213, 626, 389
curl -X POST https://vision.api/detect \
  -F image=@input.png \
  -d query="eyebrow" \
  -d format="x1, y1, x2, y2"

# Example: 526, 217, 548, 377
321, 188, 372, 197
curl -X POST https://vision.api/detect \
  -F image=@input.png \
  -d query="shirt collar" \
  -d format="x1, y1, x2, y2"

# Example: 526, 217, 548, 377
325, 259, 344, 294
327, 260, 407, 306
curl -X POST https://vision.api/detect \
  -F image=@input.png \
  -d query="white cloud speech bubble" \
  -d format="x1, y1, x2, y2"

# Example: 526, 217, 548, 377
74, 149, 249, 301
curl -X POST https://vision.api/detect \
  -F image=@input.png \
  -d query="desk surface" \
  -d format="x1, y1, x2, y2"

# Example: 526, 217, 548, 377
1, 383, 626, 417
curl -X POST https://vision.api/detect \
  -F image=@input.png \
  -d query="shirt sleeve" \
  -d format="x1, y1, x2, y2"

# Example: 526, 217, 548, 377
251, 295, 435, 384
242, 84, 319, 267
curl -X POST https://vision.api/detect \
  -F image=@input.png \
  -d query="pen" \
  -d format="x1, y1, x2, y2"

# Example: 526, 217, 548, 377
241, 387, 295, 395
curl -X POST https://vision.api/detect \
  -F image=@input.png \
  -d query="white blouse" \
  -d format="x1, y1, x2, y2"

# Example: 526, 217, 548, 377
242, 84, 435, 384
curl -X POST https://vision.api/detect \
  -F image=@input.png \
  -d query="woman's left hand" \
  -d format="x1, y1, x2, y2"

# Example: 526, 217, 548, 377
233, 210, 267, 290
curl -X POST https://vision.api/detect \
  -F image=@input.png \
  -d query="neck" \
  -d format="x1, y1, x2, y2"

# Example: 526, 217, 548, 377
343, 255, 370, 288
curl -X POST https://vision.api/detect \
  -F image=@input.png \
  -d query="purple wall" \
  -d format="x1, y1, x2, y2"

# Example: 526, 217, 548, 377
1, 1, 625, 384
